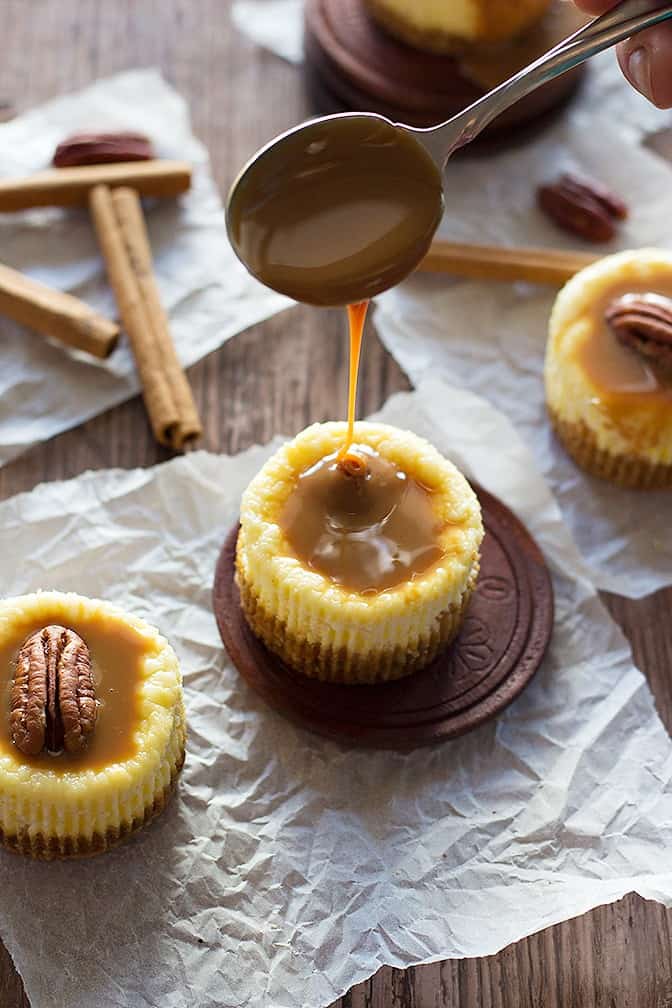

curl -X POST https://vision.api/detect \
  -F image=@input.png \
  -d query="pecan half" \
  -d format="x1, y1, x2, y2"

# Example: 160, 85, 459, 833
338, 451, 368, 478
537, 173, 628, 243
53, 131, 154, 168
606, 292, 672, 380
10, 626, 98, 756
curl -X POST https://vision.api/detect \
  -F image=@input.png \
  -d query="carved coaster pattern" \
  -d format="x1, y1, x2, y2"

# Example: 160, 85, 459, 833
304, 0, 585, 134
212, 483, 554, 749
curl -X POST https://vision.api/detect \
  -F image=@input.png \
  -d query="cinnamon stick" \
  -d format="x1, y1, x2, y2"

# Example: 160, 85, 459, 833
110, 186, 202, 446
417, 240, 599, 286
0, 160, 191, 212
0, 261, 119, 358
89, 183, 201, 449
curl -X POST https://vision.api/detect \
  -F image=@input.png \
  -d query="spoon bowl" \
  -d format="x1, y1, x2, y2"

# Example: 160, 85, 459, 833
226, 112, 443, 307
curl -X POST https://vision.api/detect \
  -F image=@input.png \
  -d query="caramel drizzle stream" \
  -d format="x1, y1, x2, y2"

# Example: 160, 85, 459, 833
339, 300, 369, 463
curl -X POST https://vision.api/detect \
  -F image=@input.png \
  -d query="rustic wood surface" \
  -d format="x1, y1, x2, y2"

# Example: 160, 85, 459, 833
0, 2, 671, 1006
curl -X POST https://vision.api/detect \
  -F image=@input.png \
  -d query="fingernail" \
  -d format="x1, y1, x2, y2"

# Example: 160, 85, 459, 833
626, 47, 652, 98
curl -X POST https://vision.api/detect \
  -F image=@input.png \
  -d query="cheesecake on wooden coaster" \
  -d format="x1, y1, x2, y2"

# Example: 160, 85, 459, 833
235, 422, 483, 684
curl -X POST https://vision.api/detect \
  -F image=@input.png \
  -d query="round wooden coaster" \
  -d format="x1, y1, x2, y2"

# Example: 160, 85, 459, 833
304, 0, 586, 134
212, 483, 554, 749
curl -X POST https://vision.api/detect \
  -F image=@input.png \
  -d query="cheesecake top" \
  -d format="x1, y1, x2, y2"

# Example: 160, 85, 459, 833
279, 444, 446, 593
364, 0, 551, 46
238, 421, 483, 608
0, 592, 182, 790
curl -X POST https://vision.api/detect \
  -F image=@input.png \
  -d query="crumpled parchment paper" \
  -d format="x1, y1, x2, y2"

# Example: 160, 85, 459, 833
232, 0, 672, 599
1, 380, 671, 1008
0, 68, 290, 468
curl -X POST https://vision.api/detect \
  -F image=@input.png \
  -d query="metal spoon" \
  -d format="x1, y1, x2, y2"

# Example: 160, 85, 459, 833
227, 0, 672, 307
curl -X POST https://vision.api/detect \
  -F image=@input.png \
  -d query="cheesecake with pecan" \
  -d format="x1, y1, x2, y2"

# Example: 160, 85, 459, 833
545, 248, 672, 489
235, 422, 483, 683
0, 591, 186, 859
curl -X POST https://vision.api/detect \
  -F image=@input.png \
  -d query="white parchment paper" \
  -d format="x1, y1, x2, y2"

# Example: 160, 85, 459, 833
1, 380, 672, 1008
233, 1, 672, 598
232, 0, 305, 63
0, 68, 290, 467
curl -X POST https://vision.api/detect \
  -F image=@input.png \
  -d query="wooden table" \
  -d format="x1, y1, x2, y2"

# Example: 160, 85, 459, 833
1, 3, 671, 1005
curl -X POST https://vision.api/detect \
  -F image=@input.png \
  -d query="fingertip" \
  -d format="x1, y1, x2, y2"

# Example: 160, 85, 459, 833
619, 26, 672, 109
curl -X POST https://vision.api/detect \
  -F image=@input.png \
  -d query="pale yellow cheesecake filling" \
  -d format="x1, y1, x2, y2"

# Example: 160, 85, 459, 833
364, 0, 551, 45
545, 248, 672, 467
236, 422, 483, 681
0, 592, 185, 855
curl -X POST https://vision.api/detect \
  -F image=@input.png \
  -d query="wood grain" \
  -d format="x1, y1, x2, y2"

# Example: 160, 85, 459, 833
0, 3, 671, 1006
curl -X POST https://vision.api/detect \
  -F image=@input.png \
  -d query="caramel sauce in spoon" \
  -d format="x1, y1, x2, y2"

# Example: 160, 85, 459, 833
227, 115, 443, 307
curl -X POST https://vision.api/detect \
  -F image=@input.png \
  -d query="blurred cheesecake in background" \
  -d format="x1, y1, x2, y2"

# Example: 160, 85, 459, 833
545, 249, 672, 489
304, 0, 588, 137
363, 0, 551, 50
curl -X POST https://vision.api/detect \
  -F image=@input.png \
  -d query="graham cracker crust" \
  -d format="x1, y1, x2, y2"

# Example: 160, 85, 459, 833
549, 407, 672, 490
0, 740, 186, 861
238, 561, 479, 685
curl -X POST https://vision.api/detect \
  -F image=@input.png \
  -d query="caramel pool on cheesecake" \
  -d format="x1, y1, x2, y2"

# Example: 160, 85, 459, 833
280, 445, 445, 594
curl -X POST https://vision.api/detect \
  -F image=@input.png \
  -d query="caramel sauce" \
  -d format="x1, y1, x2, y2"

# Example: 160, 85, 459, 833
227, 115, 443, 306
0, 609, 154, 772
339, 300, 369, 462
460, 3, 588, 91
230, 114, 446, 590
572, 278, 672, 452
280, 446, 445, 594
574, 280, 672, 398
278, 275, 444, 595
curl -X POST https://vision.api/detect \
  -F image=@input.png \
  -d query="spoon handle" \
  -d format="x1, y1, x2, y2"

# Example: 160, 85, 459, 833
433, 0, 672, 161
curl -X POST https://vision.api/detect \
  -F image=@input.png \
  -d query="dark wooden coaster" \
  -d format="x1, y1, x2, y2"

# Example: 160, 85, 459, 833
212, 483, 554, 749
304, 0, 586, 135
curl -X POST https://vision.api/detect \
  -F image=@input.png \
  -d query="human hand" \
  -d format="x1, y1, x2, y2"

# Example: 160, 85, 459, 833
575, 1, 672, 107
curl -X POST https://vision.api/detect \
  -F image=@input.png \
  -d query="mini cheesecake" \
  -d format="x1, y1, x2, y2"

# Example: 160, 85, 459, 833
363, 0, 551, 50
545, 248, 672, 489
0, 591, 186, 859
236, 422, 483, 684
